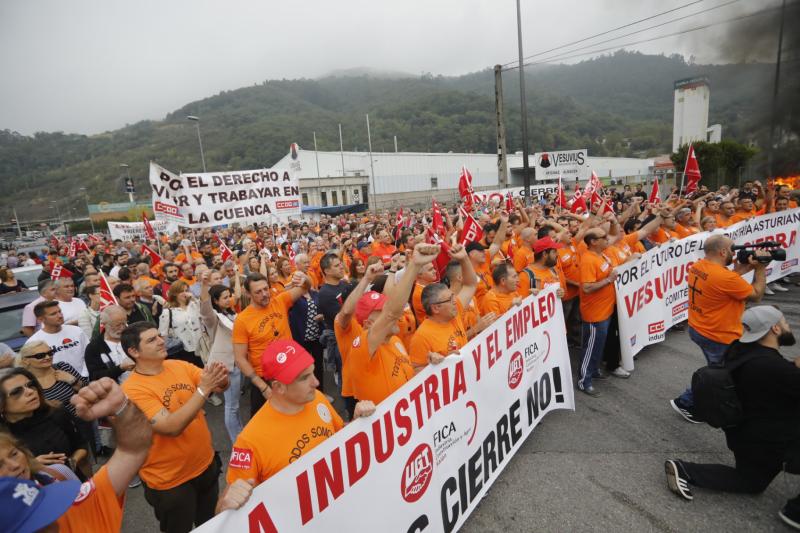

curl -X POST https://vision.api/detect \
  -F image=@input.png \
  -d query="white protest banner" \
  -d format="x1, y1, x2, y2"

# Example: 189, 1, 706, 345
106, 219, 177, 241
616, 208, 800, 370
473, 184, 558, 205
197, 286, 574, 533
148, 161, 301, 228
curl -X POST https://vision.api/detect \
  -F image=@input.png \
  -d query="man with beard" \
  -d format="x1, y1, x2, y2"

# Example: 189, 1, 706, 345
665, 306, 800, 530
155, 262, 180, 298
670, 235, 769, 423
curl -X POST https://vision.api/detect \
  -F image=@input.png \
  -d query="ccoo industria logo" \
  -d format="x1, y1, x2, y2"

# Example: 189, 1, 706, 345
401, 443, 433, 503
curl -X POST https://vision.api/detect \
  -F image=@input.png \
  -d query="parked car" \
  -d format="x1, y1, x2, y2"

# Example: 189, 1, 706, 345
11, 264, 43, 291
0, 290, 38, 351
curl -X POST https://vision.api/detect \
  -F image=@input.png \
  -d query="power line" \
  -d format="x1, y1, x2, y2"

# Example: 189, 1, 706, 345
506, 0, 740, 70
499, 0, 708, 69
503, 3, 791, 71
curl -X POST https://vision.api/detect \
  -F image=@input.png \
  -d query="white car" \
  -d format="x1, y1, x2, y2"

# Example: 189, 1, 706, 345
11, 264, 43, 291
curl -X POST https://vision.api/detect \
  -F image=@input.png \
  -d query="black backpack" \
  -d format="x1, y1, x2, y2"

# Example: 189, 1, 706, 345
691, 352, 764, 428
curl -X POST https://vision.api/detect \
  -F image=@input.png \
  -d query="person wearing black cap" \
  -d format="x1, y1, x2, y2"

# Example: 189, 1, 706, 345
665, 306, 800, 530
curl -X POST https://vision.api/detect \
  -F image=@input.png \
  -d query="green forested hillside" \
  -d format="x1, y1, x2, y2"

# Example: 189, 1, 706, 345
0, 51, 783, 218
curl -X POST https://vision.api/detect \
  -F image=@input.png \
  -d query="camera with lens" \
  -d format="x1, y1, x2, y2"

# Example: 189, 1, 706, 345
731, 241, 786, 264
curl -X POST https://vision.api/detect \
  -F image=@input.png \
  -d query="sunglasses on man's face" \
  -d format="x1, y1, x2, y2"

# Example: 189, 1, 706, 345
25, 350, 54, 360
6, 380, 37, 399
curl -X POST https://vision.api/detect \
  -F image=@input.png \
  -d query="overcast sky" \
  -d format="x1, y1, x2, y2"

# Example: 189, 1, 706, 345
0, 0, 778, 135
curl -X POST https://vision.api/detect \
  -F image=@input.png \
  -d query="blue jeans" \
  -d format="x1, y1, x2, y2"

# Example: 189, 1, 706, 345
578, 317, 611, 390
223, 366, 244, 444
677, 326, 730, 408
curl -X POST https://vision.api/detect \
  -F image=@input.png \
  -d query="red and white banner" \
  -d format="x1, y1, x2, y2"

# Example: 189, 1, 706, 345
215, 235, 234, 262
98, 271, 118, 310
649, 178, 661, 204
198, 286, 573, 532
459, 211, 484, 246
149, 161, 301, 228
141, 244, 162, 267
50, 264, 74, 280
142, 212, 157, 240
615, 209, 800, 370
458, 167, 475, 209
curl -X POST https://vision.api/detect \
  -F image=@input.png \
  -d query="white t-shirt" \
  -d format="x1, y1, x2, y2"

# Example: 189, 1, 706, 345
102, 339, 133, 383
58, 298, 87, 325
28, 325, 88, 377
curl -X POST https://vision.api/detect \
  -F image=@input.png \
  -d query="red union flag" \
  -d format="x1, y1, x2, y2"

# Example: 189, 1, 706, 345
141, 243, 162, 266
458, 166, 475, 208
98, 271, 117, 310
556, 177, 568, 209
570, 184, 588, 214
683, 144, 702, 195
431, 200, 445, 237
649, 177, 661, 204
505, 192, 514, 211
584, 171, 602, 206
67, 239, 77, 259
142, 213, 156, 240
459, 212, 484, 245
215, 234, 233, 262
394, 208, 404, 241
50, 264, 74, 280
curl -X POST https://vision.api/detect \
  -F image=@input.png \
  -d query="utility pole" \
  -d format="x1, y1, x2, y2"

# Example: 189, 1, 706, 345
313, 131, 321, 178
516, 0, 532, 203
12, 208, 22, 238
767, 0, 786, 178
494, 65, 509, 187
394, 135, 398, 153
366, 114, 377, 210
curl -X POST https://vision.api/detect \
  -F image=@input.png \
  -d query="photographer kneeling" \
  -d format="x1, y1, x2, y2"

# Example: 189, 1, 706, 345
670, 234, 771, 423
665, 306, 800, 530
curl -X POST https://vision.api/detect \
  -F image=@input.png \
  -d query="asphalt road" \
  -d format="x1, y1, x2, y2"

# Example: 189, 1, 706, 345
121, 281, 800, 532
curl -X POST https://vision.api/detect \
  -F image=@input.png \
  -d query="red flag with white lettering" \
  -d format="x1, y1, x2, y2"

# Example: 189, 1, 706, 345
584, 171, 602, 206
50, 264, 74, 280
67, 239, 77, 259
570, 184, 588, 214
649, 177, 661, 204
459, 212, 484, 245
505, 192, 514, 211
142, 213, 156, 240
215, 235, 233, 262
458, 167, 475, 209
98, 271, 117, 310
76, 239, 91, 254
431, 200, 445, 237
394, 208, 404, 241
683, 144, 702, 195
141, 244, 162, 266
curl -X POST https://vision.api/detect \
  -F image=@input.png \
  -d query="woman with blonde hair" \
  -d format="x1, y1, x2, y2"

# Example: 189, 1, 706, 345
159, 279, 204, 367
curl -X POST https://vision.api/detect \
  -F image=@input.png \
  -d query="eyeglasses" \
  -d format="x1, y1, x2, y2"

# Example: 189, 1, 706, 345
6, 380, 37, 399
24, 350, 54, 360
432, 294, 456, 305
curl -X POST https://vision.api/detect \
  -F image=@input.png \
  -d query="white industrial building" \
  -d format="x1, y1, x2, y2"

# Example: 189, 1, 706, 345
272, 148, 657, 209
672, 76, 722, 152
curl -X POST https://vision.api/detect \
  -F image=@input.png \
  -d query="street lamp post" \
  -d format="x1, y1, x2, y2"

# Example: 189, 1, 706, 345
120, 163, 134, 203
50, 201, 62, 233
79, 187, 95, 233
516, 0, 532, 204
187, 116, 207, 172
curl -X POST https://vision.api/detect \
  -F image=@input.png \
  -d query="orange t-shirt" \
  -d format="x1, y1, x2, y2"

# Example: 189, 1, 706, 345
232, 291, 294, 375
411, 282, 428, 325
512, 246, 534, 273
348, 329, 413, 403
579, 250, 616, 323
474, 264, 494, 303
226, 390, 344, 485
648, 227, 678, 244
462, 297, 480, 331
122, 360, 214, 490
57, 466, 124, 533
715, 214, 734, 228
479, 289, 516, 316
137, 275, 160, 287
518, 266, 564, 298
729, 209, 759, 225
674, 223, 699, 239
408, 301, 469, 366
334, 317, 362, 398
175, 251, 202, 264
397, 306, 417, 352
687, 259, 754, 344
558, 246, 580, 301
372, 243, 397, 264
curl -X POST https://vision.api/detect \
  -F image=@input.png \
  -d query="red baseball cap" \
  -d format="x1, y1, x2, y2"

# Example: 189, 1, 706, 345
355, 291, 387, 324
261, 339, 314, 384
532, 236, 564, 254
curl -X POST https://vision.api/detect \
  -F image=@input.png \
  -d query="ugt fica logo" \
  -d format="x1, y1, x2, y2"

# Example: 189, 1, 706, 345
401, 443, 433, 503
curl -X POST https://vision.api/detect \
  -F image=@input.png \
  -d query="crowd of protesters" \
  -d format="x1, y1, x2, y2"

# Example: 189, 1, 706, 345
1, 177, 799, 531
